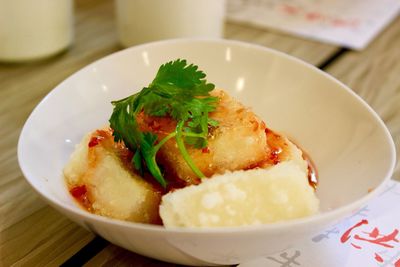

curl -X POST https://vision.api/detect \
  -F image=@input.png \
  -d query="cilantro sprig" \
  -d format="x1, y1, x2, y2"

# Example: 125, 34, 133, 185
109, 59, 218, 188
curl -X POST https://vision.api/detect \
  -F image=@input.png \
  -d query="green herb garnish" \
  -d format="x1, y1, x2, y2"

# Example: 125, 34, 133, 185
109, 59, 219, 188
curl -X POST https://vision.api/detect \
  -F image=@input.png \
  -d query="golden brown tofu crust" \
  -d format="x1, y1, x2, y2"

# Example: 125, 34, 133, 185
137, 89, 270, 185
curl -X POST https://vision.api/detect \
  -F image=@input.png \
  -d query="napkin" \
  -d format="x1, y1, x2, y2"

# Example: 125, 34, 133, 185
227, 0, 400, 50
238, 180, 400, 267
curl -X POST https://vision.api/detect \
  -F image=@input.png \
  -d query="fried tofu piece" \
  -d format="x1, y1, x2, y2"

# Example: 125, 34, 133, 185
63, 128, 161, 224
137, 89, 269, 185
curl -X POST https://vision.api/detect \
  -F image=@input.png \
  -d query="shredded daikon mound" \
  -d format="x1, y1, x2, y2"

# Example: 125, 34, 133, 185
160, 161, 319, 227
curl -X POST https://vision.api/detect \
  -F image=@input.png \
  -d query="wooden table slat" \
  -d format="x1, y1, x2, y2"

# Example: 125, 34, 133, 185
1, 206, 93, 266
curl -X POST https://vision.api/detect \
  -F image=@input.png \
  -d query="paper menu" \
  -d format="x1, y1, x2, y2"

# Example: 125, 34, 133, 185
238, 180, 400, 267
226, 0, 400, 50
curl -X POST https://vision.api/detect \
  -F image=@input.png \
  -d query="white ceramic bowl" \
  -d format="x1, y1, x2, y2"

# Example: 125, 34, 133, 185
18, 39, 396, 266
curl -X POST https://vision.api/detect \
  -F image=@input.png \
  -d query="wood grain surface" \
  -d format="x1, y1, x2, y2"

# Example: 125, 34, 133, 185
0, 0, 398, 266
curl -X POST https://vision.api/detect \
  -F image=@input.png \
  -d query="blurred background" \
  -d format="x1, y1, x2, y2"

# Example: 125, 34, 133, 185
2, 0, 399, 64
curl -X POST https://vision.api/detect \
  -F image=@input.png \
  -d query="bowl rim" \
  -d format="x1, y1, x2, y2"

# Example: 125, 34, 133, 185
17, 38, 397, 233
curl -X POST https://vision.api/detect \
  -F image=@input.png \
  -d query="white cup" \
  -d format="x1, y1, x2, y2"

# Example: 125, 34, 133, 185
0, 0, 73, 62
115, 0, 226, 47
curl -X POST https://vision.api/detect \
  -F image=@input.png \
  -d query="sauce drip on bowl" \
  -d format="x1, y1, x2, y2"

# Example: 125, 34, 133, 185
265, 128, 318, 190
304, 152, 318, 190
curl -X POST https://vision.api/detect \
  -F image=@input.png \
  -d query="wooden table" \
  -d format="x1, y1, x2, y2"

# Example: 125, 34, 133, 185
1, 0, 399, 266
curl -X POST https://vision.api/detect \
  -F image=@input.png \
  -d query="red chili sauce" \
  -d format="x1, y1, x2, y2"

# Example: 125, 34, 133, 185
69, 126, 318, 210
264, 128, 318, 190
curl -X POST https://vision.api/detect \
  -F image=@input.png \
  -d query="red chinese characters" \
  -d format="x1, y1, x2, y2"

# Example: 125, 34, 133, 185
278, 3, 360, 29
341, 219, 400, 265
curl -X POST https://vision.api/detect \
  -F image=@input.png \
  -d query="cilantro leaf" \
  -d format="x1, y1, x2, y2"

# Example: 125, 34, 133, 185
109, 59, 219, 188
152, 59, 207, 89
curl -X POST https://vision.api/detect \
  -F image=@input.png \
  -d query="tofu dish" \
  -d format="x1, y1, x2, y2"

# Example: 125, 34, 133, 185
64, 59, 319, 227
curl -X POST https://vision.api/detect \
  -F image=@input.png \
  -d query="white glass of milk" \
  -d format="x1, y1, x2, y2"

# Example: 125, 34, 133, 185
115, 0, 226, 47
0, 0, 73, 62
